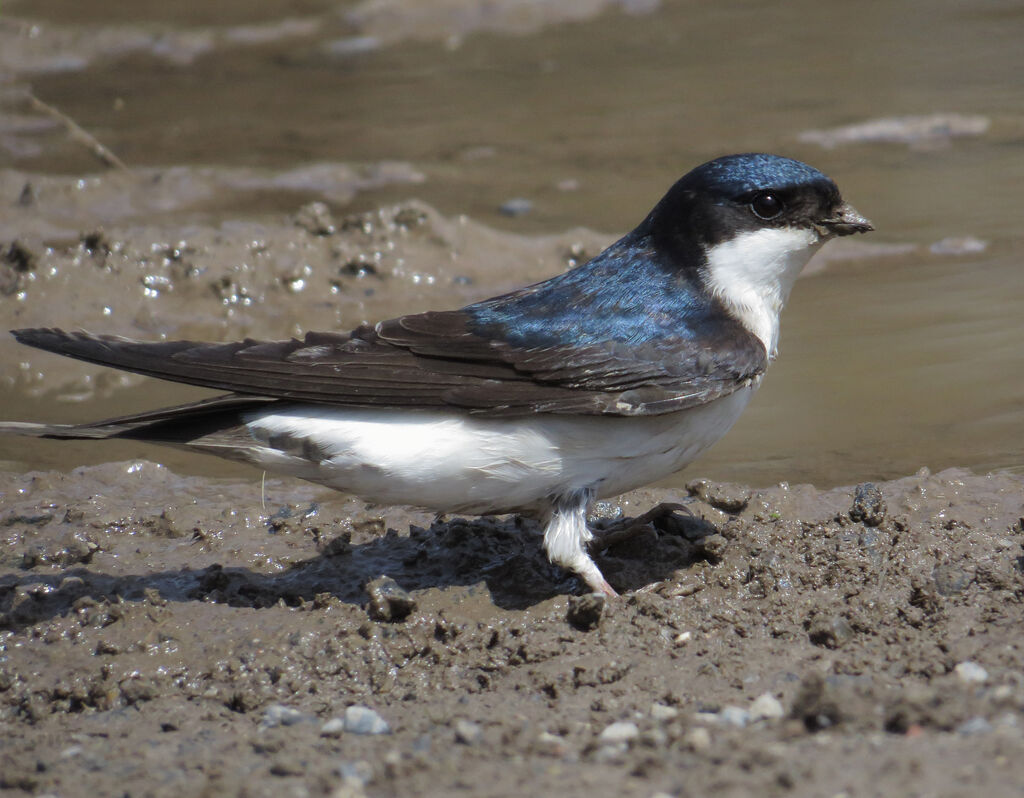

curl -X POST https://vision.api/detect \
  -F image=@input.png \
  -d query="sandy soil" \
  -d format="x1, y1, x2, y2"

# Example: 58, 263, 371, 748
2, 460, 1024, 797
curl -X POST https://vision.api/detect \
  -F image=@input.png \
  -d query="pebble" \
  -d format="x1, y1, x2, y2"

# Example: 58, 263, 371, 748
682, 726, 712, 752
343, 705, 392, 735
336, 760, 373, 786
650, 703, 679, 722
598, 721, 639, 744
365, 576, 417, 623
692, 533, 728, 560
592, 744, 626, 764
566, 592, 605, 630
261, 704, 314, 729
534, 731, 568, 757
686, 479, 751, 513
716, 706, 750, 728
749, 693, 786, 721
321, 717, 346, 737
956, 716, 993, 736
498, 198, 533, 217
954, 661, 989, 685
850, 482, 886, 527
453, 719, 483, 745
293, 201, 336, 236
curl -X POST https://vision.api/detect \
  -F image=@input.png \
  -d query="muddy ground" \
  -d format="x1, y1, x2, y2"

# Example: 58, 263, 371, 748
2, 460, 1024, 797
2, 3, 1024, 794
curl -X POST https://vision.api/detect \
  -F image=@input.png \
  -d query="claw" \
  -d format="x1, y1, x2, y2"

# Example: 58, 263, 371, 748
591, 577, 619, 598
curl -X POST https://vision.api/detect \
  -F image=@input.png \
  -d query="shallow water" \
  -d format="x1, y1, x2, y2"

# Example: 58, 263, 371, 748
1, 0, 1022, 487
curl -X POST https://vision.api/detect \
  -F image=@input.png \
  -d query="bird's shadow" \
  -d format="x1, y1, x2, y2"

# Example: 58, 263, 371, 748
0, 508, 723, 631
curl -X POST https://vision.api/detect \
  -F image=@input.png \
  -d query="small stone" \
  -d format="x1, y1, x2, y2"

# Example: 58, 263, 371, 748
294, 201, 336, 236
686, 479, 751, 513
790, 673, 842, 731
336, 760, 373, 787
567, 592, 605, 630
807, 615, 855, 649
850, 483, 886, 527
954, 661, 988, 685
2, 240, 36, 274
933, 564, 970, 596
598, 721, 639, 744
717, 706, 750, 728
534, 731, 568, 757
365, 576, 416, 622
344, 705, 391, 735
261, 704, 313, 728
956, 716, 993, 735
94, 638, 120, 655
321, 717, 346, 737
749, 693, 785, 721
641, 727, 669, 747
269, 758, 304, 777
673, 631, 693, 646
592, 744, 625, 764
682, 726, 712, 752
692, 533, 728, 560
498, 198, 532, 217
650, 703, 679, 722
453, 719, 483, 745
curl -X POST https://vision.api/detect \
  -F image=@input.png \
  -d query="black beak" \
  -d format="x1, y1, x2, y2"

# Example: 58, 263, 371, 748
818, 202, 874, 236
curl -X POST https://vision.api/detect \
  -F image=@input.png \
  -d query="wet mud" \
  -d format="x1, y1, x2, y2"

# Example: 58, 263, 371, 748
3, 1, 1024, 796
2, 465, 1024, 796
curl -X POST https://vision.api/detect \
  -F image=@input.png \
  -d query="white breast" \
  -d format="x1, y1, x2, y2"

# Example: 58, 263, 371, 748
240, 386, 756, 515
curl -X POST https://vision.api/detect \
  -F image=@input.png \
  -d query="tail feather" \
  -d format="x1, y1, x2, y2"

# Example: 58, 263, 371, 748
0, 395, 275, 443
0, 421, 120, 439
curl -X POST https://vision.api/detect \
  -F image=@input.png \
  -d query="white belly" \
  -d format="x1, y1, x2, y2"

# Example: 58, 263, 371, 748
241, 387, 755, 514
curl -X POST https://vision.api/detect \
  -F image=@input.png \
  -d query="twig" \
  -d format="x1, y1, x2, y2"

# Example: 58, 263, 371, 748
27, 91, 129, 171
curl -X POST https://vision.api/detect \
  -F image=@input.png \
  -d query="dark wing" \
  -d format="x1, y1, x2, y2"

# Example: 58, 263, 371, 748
12, 311, 766, 417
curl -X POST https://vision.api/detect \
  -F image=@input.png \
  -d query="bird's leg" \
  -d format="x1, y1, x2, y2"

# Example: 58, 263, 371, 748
589, 502, 693, 552
542, 488, 618, 597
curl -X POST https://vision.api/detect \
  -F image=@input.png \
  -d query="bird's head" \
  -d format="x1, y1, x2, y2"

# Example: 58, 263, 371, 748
645, 153, 873, 356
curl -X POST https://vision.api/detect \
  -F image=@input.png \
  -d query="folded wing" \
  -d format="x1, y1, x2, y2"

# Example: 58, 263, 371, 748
13, 307, 766, 417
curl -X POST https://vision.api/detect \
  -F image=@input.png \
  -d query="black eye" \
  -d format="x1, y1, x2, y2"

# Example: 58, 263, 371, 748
750, 192, 784, 220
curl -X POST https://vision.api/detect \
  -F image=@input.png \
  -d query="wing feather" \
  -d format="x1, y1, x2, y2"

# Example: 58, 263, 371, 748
14, 311, 765, 417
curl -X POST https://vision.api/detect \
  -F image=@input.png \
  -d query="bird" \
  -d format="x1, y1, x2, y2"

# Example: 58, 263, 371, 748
1, 153, 872, 596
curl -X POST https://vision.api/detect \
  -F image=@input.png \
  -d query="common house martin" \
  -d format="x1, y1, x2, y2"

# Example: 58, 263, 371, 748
1, 153, 872, 596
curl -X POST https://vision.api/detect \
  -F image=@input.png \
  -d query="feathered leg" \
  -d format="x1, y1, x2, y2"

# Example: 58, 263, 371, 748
542, 488, 617, 596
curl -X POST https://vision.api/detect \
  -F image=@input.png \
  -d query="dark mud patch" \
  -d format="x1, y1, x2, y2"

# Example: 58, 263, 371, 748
2, 464, 1023, 796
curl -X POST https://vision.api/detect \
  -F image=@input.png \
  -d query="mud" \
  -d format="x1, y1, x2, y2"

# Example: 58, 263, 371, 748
2, 464, 1024, 797
3, 1, 1024, 795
